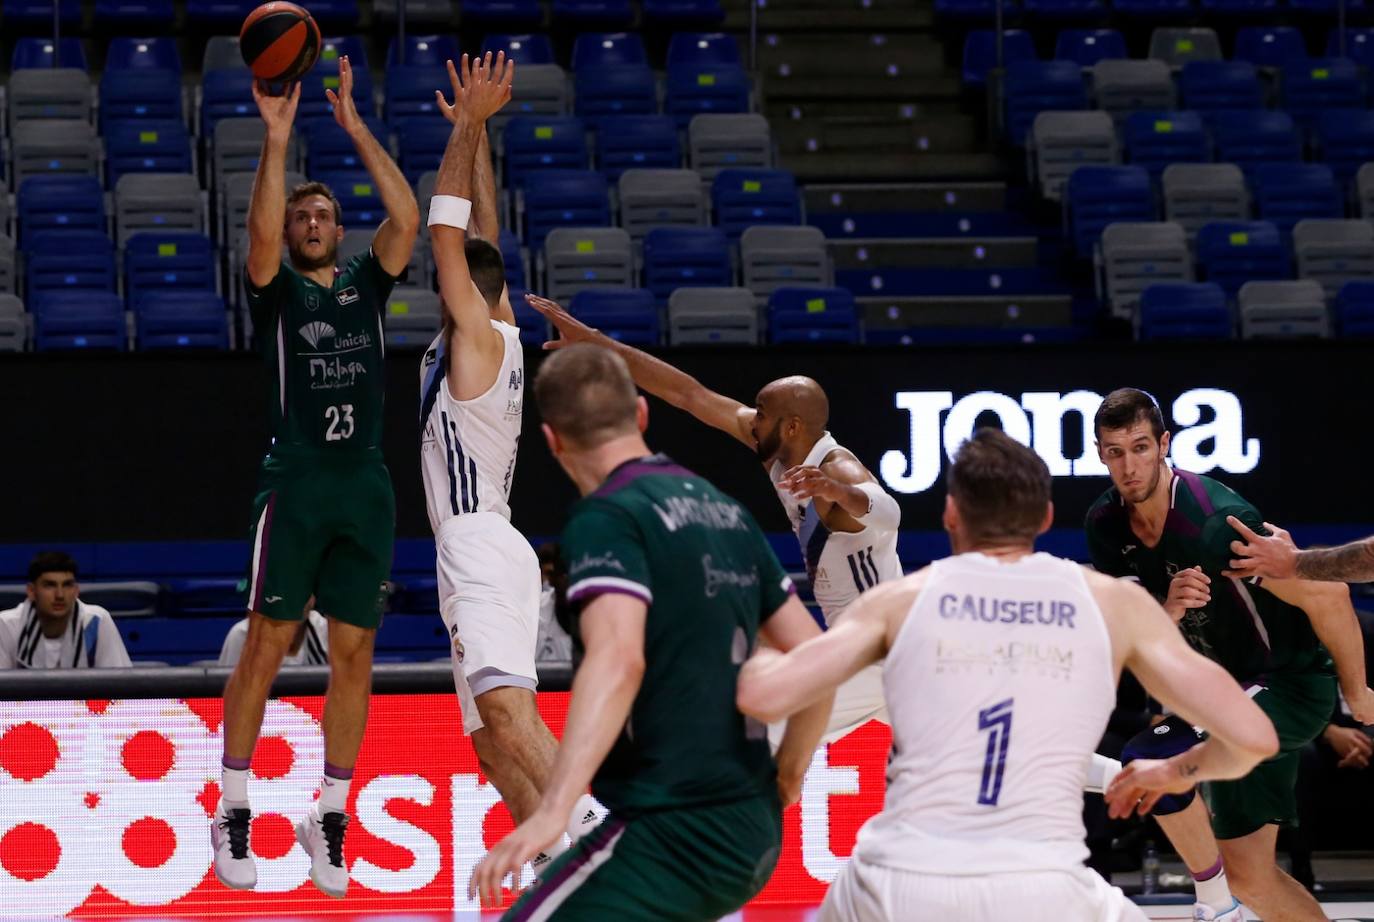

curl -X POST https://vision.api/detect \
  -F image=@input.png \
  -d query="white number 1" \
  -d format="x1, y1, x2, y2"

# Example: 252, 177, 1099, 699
325, 404, 355, 441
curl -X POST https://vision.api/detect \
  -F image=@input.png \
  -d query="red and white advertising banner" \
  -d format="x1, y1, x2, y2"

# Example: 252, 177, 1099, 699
0, 694, 891, 916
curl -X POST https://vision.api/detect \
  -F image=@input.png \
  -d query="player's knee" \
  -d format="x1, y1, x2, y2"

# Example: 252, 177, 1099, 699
1122, 717, 1202, 815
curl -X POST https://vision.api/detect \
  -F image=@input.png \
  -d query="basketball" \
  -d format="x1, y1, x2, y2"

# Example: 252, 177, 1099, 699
239, 1, 321, 83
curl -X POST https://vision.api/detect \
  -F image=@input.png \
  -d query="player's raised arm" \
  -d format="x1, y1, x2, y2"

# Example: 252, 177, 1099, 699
430, 54, 512, 342
779, 453, 901, 529
245, 80, 300, 289
526, 293, 757, 447
1101, 576, 1278, 817
1226, 515, 1374, 583
325, 55, 419, 276
434, 65, 500, 242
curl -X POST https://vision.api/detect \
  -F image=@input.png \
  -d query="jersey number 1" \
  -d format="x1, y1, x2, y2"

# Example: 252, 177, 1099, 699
325, 404, 355, 441
977, 699, 1014, 806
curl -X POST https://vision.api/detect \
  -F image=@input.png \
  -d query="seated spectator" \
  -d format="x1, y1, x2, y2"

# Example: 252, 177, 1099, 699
535, 542, 573, 664
0, 551, 132, 668
218, 599, 329, 666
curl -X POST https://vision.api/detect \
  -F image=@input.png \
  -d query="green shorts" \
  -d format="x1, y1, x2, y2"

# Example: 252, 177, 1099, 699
1208, 668, 1336, 840
503, 793, 782, 921
244, 449, 395, 629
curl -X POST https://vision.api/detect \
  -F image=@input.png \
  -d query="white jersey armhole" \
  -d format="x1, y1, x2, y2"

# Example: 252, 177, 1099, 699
448, 320, 515, 407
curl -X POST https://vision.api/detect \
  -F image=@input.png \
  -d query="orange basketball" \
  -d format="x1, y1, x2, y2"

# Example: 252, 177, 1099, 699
239, 1, 321, 83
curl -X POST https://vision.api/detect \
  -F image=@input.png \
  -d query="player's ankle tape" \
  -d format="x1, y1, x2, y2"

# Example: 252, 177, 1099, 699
427, 195, 472, 230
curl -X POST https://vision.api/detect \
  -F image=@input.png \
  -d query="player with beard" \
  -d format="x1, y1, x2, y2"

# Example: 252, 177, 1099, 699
1085, 388, 1373, 922
212, 58, 419, 899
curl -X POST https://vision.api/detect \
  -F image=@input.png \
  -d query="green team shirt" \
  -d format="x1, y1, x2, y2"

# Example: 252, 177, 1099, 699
1085, 469, 1329, 682
245, 250, 397, 453
561, 454, 796, 815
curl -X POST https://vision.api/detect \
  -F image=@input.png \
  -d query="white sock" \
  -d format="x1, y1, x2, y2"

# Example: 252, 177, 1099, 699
221, 766, 249, 807
1194, 859, 1233, 912
567, 794, 604, 842
318, 773, 351, 814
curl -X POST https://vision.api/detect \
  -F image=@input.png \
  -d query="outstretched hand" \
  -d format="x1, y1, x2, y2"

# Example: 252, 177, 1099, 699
526, 293, 599, 350
252, 79, 301, 136
1104, 758, 1196, 820
325, 55, 365, 134
436, 52, 514, 125
1223, 516, 1299, 580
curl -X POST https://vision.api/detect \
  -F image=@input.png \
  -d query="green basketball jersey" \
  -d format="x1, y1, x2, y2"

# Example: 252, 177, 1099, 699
245, 250, 398, 453
1085, 469, 1329, 681
561, 454, 796, 815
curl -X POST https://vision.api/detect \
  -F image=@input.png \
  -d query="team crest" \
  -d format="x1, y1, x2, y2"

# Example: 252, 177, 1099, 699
305, 293, 320, 312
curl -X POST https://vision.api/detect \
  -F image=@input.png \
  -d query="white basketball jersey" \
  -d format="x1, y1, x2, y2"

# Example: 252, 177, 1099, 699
769, 433, 903, 624
855, 552, 1116, 875
419, 321, 524, 533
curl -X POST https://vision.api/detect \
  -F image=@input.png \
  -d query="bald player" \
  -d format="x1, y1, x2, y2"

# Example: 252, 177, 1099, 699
527, 295, 895, 742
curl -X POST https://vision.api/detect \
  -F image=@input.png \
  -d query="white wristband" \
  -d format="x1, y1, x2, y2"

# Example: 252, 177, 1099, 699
427, 194, 472, 229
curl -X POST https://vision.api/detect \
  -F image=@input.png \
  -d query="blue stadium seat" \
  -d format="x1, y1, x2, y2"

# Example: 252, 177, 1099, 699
302, 116, 389, 174
1124, 111, 1210, 177
17, 176, 107, 248
642, 227, 732, 302
1114, 0, 1193, 16
374, 614, 452, 659
1283, 59, 1364, 132
104, 120, 194, 187
12, 38, 87, 71
937, 0, 1020, 19
1179, 60, 1265, 112
106, 37, 182, 73
1196, 220, 1290, 296
296, 66, 377, 122
596, 115, 682, 180
1054, 29, 1127, 67
767, 287, 860, 344
387, 34, 460, 69
3, 0, 82, 27
643, 0, 726, 27
1200, 0, 1276, 12
1290, 0, 1366, 13
125, 232, 218, 308
500, 229, 529, 292
569, 289, 660, 344
1004, 60, 1088, 145
1317, 109, 1374, 185
32, 291, 127, 352
384, 66, 449, 125
299, 0, 360, 28
665, 64, 752, 126
1328, 28, 1374, 68
1138, 282, 1233, 340
572, 32, 649, 70
1252, 163, 1342, 235
481, 34, 557, 65
461, 0, 544, 27
521, 170, 612, 249
712, 169, 802, 238
136, 291, 230, 350
25, 230, 117, 297
1235, 27, 1308, 69
95, 0, 176, 26
552, 0, 636, 28
963, 30, 1038, 87
315, 172, 385, 225
1210, 109, 1302, 175
503, 116, 591, 188
1335, 279, 1374, 335
99, 70, 184, 128
509, 287, 547, 345
1024, 0, 1104, 18
185, 0, 257, 28
1065, 165, 1154, 256
315, 35, 370, 72
574, 65, 660, 128
667, 32, 740, 67
201, 69, 257, 135
392, 119, 452, 185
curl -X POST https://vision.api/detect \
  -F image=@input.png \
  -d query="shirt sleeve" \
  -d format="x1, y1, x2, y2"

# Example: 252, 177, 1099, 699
218, 620, 248, 666
244, 265, 289, 334
563, 501, 653, 607
749, 515, 796, 622
93, 611, 132, 668
0, 621, 15, 669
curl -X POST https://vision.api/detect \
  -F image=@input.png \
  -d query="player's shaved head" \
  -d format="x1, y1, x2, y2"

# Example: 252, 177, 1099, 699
536, 344, 640, 449
756, 376, 829, 432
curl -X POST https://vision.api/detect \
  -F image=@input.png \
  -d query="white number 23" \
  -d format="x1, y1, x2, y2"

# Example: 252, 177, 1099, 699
324, 404, 355, 441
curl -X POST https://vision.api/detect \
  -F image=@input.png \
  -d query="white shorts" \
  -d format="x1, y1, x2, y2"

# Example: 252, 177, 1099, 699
768, 661, 888, 751
435, 511, 541, 735
819, 860, 1148, 922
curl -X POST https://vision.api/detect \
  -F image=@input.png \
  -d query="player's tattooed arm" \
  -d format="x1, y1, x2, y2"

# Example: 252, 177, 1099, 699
527, 293, 758, 448
1293, 539, 1374, 583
